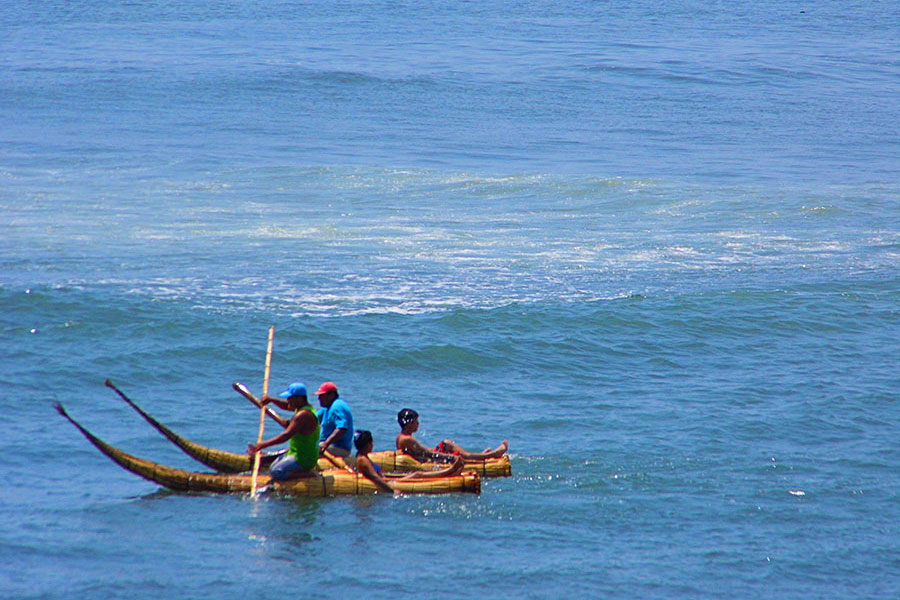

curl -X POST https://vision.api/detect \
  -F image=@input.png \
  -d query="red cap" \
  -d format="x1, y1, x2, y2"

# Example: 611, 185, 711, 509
315, 381, 338, 395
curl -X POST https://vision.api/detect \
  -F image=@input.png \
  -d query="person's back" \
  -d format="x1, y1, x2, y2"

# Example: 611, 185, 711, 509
315, 381, 354, 457
288, 404, 321, 470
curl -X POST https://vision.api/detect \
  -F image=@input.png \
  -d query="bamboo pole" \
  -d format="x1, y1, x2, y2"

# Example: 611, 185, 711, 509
250, 326, 275, 496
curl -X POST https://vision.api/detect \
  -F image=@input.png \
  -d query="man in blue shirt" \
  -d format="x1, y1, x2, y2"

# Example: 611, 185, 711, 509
315, 381, 354, 458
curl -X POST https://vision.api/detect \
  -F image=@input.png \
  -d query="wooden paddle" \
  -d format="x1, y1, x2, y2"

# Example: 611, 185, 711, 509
322, 450, 355, 473
250, 326, 275, 496
232, 381, 288, 428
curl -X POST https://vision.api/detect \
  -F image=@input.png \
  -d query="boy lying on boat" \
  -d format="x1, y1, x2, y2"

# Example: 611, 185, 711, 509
395, 408, 508, 463
353, 430, 465, 493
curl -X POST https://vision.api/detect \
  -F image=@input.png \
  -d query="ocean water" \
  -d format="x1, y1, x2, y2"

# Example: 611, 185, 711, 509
2, 1, 899, 598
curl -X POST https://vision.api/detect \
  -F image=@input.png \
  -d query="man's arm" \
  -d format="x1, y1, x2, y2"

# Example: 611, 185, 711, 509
253, 394, 291, 428
259, 394, 292, 412
248, 411, 315, 454
319, 428, 347, 453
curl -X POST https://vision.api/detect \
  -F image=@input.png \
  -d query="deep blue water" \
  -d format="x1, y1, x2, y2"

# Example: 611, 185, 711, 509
2, 1, 899, 598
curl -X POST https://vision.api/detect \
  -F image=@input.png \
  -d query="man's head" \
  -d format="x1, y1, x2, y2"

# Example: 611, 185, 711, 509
278, 382, 308, 409
315, 381, 338, 407
398, 408, 419, 432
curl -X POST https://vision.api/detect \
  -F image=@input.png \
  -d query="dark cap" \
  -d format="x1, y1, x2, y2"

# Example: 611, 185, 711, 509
398, 408, 419, 428
354, 430, 373, 452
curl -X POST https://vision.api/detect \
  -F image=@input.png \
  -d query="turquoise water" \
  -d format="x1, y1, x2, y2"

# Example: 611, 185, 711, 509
2, 2, 899, 598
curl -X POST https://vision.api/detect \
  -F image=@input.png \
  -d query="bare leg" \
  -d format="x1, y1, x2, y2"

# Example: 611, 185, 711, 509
441, 439, 508, 460
400, 455, 465, 479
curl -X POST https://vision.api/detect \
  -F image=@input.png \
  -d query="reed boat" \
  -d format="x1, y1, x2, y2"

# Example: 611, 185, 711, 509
367, 450, 510, 477
106, 380, 511, 477
56, 403, 480, 496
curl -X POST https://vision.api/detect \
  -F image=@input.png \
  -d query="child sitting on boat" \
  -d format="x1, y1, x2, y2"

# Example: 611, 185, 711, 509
395, 408, 508, 463
354, 430, 464, 493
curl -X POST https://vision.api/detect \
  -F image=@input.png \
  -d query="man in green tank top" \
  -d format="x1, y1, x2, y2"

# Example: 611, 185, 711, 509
247, 382, 320, 481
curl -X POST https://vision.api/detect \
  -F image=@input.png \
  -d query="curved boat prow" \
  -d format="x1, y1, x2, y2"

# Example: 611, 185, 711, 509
105, 379, 262, 473
55, 403, 253, 493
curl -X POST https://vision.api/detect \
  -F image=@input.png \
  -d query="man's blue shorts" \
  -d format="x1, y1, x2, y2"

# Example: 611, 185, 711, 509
269, 452, 306, 481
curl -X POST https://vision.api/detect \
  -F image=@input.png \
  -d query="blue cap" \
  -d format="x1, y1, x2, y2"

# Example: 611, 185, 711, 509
279, 382, 307, 398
